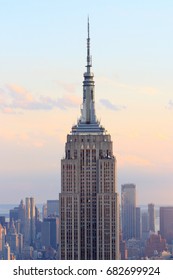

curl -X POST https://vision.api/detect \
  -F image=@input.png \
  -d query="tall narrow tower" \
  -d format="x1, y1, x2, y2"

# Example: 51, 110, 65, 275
59, 20, 119, 260
25, 197, 36, 246
121, 184, 136, 240
148, 203, 155, 233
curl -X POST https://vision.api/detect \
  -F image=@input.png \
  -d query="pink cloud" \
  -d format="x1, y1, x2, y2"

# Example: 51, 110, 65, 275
40, 94, 80, 110
56, 94, 80, 109
2, 107, 17, 114
0, 84, 80, 112
7, 84, 33, 102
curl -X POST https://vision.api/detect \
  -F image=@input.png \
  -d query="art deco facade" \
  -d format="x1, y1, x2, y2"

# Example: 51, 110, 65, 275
59, 21, 119, 260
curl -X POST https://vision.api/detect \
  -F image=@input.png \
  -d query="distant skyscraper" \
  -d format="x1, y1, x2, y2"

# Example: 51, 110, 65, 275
18, 233, 24, 257
25, 197, 36, 246
121, 184, 136, 240
47, 200, 59, 217
0, 216, 5, 227
42, 217, 59, 249
136, 207, 141, 240
42, 203, 47, 219
41, 221, 50, 248
4, 243, 11, 260
18, 200, 26, 235
9, 207, 19, 222
160, 207, 173, 244
0, 224, 6, 258
6, 220, 19, 256
148, 203, 155, 232
142, 212, 149, 241
59, 20, 119, 260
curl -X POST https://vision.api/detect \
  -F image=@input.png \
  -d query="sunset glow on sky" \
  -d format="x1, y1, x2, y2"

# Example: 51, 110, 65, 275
0, 0, 173, 205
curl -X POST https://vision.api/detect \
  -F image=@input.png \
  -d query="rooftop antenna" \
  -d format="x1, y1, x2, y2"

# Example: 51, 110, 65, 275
87, 16, 92, 69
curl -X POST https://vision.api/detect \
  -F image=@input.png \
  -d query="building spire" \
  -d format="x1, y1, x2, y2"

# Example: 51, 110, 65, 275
87, 16, 92, 70
71, 18, 105, 134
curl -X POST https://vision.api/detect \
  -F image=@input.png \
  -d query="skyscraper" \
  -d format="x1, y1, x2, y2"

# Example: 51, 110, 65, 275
136, 207, 141, 240
148, 203, 155, 233
0, 224, 6, 259
4, 243, 11, 260
121, 184, 136, 240
25, 197, 36, 246
160, 207, 173, 244
59, 20, 119, 260
42, 217, 59, 249
141, 211, 149, 241
47, 200, 59, 217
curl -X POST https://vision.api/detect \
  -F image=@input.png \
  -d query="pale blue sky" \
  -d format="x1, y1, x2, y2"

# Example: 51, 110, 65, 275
0, 0, 173, 205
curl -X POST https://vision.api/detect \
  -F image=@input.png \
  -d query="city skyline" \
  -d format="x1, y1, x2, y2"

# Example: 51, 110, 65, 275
0, 0, 173, 205
1, 196, 173, 260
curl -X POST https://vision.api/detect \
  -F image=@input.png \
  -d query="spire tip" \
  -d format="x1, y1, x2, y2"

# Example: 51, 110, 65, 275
88, 16, 90, 39
86, 17, 91, 68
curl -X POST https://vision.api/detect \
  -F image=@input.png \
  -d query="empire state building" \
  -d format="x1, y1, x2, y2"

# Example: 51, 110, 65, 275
59, 20, 119, 260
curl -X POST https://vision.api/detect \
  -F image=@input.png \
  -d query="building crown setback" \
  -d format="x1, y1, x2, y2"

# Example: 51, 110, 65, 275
71, 18, 105, 135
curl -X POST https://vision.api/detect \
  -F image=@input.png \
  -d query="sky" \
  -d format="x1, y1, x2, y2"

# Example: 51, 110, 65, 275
0, 0, 173, 206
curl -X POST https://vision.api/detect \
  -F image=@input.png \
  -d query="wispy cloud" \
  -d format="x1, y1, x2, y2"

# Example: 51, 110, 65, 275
166, 100, 173, 110
52, 94, 80, 110
1, 107, 17, 114
0, 84, 80, 113
99, 98, 126, 111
